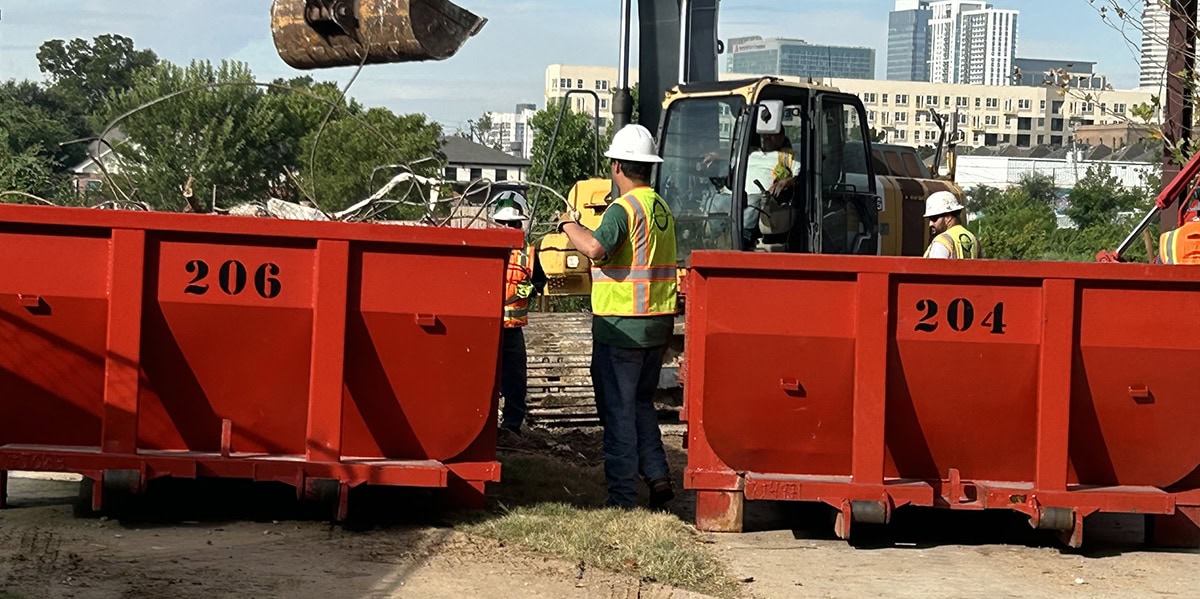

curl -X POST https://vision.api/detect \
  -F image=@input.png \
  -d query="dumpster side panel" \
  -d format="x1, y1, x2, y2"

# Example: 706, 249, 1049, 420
137, 237, 317, 455
1071, 285, 1200, 488
0, 229, 109, 448
698, 272, 857, 476
886, 280, 1043, 482
341, 246, 505, 461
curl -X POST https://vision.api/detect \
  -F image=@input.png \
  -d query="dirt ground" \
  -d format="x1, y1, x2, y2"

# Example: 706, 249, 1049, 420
3, 427, 1200, 599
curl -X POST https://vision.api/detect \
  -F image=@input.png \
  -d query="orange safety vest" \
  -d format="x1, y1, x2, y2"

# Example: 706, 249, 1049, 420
1159, 221, 1200, 264
504, 244, 535, 327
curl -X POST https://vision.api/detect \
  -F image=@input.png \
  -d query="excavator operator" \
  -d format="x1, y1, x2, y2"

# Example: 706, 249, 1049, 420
742, 130, 801, 248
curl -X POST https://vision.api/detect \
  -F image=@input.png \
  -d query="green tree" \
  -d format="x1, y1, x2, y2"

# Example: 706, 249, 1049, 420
37, 34, 158, 115
971, 188, 1057, 260
528, 98, 604, 219
299, 107, 443, 216
1064, 164, 1144, 230
1013, 171, 1057, 207
0, 80, 92, 172
460, 112, 503, 150
260, 76, 363, 201
963, 184, 1002, 215
103, 59, 288, 209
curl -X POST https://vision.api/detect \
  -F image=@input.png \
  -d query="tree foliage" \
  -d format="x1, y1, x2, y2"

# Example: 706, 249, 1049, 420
299, 107, 443, 216
37, 34, 158, 115
528, 98, 604, 218
1064, 164, 1144, 230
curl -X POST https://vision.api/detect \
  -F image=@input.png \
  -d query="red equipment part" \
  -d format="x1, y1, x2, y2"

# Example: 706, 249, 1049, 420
1098, 144, 1200, 263
0, 204, 521, 519
684, 251, 1200, 547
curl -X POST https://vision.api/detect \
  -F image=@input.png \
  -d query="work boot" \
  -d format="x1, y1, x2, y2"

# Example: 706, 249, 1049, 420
648, 477, 674, 511
497, 426, 523, 448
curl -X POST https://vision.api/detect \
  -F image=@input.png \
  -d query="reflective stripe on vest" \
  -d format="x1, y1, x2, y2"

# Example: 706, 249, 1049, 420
1160, 222, 1200, 264
924, 224, 979, 259
590, 187, 678, 317
504, 244, 533, 327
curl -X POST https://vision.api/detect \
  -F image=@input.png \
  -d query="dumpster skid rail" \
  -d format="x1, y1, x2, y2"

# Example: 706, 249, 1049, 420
0, 204, 521, 520
682, 251, 1200, 548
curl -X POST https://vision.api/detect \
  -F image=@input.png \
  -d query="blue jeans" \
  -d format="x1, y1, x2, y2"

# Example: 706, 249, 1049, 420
591, 342, 670, 509
500, 327, 527, 431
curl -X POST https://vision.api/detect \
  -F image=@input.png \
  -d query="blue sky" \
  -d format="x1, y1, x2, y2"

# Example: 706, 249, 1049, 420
0, 1, 1147, 133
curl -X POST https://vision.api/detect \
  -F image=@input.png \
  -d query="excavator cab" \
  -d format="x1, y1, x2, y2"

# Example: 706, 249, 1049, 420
656, 78, 880, 260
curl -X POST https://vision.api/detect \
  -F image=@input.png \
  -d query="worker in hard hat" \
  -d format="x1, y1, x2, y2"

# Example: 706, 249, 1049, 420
558, 123, 677, 511
492, 192, 546, 439
923, 190, 980, 259
1158, 201, 1200, 264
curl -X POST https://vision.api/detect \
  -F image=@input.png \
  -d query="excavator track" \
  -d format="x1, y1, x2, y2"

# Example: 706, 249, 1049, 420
518, 313, 683, 428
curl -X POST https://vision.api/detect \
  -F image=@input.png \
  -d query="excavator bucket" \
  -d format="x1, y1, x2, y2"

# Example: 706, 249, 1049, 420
271, 0, 487, 70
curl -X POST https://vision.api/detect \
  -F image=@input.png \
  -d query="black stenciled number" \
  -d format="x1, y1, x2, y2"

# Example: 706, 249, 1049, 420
915, 298, 1007, 335
185, 260, 209, 295
915, 299, 939, 332
947, 298, 974, 332
981, 302, 1007, 334
219, 260, 248, 295
185, 259, 281, 299
255, 263, 282, 299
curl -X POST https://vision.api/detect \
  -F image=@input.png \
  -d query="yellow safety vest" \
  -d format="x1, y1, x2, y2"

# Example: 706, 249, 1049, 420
591, 187, 678, 317
924, 224, 979, 259
503, 244, 534, 328
1159, 221, 1200, 264
773, 150, 795, 183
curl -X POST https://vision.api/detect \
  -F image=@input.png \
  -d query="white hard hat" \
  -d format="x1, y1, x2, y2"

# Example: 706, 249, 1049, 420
604, 124, 663, 164
924, 190, 965, 218
491, 191, 529, 222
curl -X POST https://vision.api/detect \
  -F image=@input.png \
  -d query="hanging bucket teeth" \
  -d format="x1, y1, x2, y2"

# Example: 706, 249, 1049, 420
271, 0, 487, 70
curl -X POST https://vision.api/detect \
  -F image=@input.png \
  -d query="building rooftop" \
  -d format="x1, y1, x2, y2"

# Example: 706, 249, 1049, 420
440, 136, 532, 168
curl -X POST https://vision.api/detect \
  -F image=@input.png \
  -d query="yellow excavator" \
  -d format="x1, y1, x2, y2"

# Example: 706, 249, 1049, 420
267, 0, 963, 286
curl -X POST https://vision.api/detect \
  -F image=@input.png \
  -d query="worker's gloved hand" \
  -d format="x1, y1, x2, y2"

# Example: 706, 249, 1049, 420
555, 210, 581, 232
515, 281, 534, 299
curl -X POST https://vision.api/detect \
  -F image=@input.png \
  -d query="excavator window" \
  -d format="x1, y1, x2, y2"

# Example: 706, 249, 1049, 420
656, 95, 747, 262
817, 96, 878, 255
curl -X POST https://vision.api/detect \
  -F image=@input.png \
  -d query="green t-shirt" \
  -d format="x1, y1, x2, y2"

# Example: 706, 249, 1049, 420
590, 203, 675, 348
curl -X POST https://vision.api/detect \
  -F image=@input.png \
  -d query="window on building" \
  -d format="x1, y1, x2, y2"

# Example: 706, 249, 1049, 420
925, 95, 938, 106
957, 96, 969, 107
470, 168, 483, 181
1040, 100, 1047, 111
1018, 99, 1031, 110
895, 94, 909, 105
1114, 103, 1128, 114
975, 97, 982, 108
894, 111, 908, 123
495, 169, 508, 182
551, 79, 558, 89
577, 79, 584, 89
882, 94, 889, 104
986, 98, 999, 108
601, 98, 609, 110
444, 167, 457, 181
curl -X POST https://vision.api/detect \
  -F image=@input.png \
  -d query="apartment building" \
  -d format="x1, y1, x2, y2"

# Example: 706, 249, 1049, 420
820, 77, 1154, 148
929, 0, 1018, 86
545, 64, 1156, 150
545, 64, 639, 129
487, 103, 538, 159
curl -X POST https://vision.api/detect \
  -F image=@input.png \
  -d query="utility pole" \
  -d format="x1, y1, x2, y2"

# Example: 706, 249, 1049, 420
1162, 0, 1198, 232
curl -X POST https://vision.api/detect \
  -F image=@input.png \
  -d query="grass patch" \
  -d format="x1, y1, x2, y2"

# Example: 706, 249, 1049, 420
458, 451, 739, 598
0, 591, 27, 599
464, 503, 737, 597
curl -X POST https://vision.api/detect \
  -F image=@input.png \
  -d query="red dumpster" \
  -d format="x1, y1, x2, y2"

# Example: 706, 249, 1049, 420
0, 204, 520, 519
683, 251, 1200, 547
